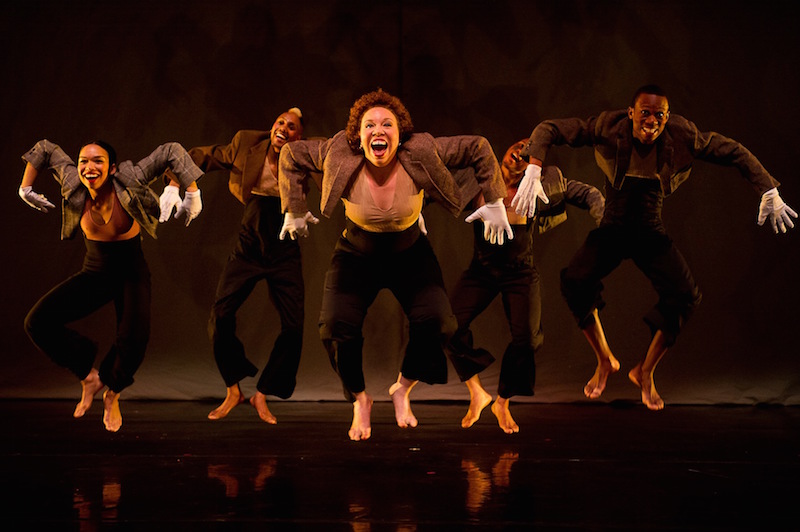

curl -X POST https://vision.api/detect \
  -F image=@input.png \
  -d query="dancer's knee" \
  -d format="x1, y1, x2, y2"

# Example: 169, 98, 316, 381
560, 268, 603, 325
208, 310, 235, 341
649, 287, 702, 346
409, 313, 457, 344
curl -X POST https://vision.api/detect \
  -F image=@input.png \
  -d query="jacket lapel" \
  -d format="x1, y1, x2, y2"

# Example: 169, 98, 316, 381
242, 138, 271, 201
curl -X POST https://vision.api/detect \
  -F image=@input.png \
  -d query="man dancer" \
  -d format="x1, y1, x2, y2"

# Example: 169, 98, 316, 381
161, 108, 317, 423
512, 85, 796, 410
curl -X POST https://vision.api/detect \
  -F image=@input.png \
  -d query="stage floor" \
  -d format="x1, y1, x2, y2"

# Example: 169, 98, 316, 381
2, 399, 798, 530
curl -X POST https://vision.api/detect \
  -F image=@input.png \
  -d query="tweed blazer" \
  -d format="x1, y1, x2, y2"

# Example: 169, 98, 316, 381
278, 131, 506, 218
178, 130, 274, 205
23, 140, 203, 240
522, 109, 780, 196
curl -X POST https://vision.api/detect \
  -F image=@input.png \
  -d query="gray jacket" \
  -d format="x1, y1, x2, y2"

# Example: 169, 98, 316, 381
279, 131, 506, 218
23, 140, 203, 240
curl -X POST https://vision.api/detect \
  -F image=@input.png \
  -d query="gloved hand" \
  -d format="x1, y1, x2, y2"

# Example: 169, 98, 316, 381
279, 211, 320, 240
510, 163, 549, 218
465, 198, 514, 245
418, 212, 428, 235
757, 187, 797, 233
19, 186, 55, 213
159, 185, 182, 223
177, 189, 202, 226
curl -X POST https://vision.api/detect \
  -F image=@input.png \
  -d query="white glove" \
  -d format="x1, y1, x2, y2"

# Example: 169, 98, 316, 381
757, 188, 797, 234
177, 189, 202, 226
159, 185, 182, 223
510, 163, 549, 218
279, 211, 319, 240
418, 212, 428, 235
19, 186, 55, 213
465, 198, 514, 245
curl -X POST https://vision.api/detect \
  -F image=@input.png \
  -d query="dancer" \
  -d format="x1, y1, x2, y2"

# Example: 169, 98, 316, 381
512, 84, 796, 410
20, 139, 202, 431
160, 107, 312, 424
449, 139, 604, 433
279, 89, 515, 440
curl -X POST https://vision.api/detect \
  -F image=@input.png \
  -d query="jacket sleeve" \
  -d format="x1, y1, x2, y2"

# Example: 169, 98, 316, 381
187, 133, 240, 173
435, 135, 506, 206
565, 179, 605, 225
521, 116, 600, 163
131, 142, 204, 188
534, 166, 605, 233
278, 137, 331, 214
161, 131, 243, 193
679, 117, 780, 194
21, 139, 80, 198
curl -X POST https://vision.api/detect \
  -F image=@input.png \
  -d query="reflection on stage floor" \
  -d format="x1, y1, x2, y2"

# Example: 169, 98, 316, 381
2, 400, 798, 529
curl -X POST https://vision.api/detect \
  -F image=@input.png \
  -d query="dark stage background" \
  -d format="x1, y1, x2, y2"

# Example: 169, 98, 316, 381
2, 0, 798, 404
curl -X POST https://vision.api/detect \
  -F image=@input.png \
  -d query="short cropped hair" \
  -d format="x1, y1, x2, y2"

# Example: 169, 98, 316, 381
631, 84, 668, 106
286, 106, 304, 127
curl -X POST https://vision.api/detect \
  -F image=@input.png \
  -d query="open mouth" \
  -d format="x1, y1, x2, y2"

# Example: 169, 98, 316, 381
371, 139, 388, 157
274, 131, 287, 142
641, 123, 660, 135
507, 151, 527, 170
638, 123, 662, 143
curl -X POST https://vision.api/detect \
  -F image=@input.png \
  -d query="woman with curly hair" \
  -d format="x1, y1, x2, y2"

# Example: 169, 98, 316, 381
278, 89, 513, 441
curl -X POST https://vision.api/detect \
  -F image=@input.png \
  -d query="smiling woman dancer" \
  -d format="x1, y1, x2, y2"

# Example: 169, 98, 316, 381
19, 139, 202, 432
278, 89, 516, 441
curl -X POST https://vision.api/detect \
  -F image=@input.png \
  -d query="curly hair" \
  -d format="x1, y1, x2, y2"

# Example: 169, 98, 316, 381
344, 89, 414, 152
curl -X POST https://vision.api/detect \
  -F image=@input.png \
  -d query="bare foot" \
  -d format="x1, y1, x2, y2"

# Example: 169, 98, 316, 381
462, 375, 492, 428
349, 392, 373, 441
584, 355, 620, 399
389, 374, 419, 428
628, 364, 665, 410
74, 368, 104, 418
461, 459, 491, 513
492, 451, 519, 487
208, 383, 246, 420
102, 389, 122, 432
491, 398, 519, 434
254, 459, 277, 491
207, 464, 239, 498
249, 392, 277, 424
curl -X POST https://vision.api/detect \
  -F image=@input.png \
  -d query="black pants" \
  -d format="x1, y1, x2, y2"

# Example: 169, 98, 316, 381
319, 224, 455, 401
24, 237, 151, 392
448, 261, 542, 398
208, 196, 303, 398
560, 225, 702, 346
